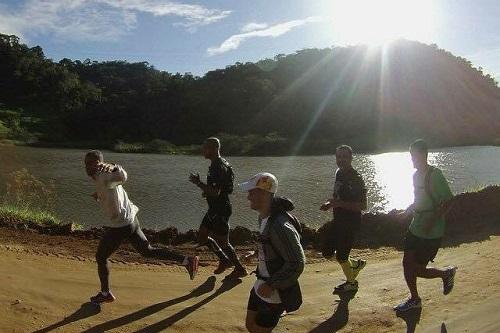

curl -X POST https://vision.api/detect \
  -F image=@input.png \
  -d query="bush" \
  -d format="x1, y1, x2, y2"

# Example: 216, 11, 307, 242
113, 139, 200, 154
1, 169, 60, 227
0, 109, 37, 142
217, 132, 289, 155
0, 121, 9, 139
3, 168, 56, 212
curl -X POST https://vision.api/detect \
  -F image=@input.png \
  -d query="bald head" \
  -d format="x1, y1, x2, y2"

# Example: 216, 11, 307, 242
202, 137, 221, 160
84, 150, 103, 177
205, 137, 220, 149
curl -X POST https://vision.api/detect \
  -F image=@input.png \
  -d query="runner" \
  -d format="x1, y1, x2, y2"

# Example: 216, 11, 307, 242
84, 150, 199, 305
240, 172, 305, 333
320, 145, 368, 293
189, 137, 247, 280
394, 139, 457, 312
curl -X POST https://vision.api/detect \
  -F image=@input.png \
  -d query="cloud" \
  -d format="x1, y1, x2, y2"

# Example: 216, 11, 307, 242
240, 22, 268, 33
102, 0, 231, 32
0, 0, 231, 42
207, 16, 322, 56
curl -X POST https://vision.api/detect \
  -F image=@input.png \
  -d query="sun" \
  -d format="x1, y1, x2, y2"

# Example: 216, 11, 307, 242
325, 0, 437, 46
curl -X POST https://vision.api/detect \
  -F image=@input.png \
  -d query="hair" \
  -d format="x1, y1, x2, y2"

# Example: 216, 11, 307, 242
85, 150, 103, 162
336, 144, 353, 157
410, 139, 428, 155
204, 137, 221, 150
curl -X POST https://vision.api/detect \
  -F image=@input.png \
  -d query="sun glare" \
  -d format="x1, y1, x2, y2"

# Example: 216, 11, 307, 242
327, 0, 436, 46
370, 152, 415, 210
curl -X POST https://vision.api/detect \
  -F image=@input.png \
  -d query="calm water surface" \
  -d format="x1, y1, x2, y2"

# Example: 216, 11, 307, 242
0, 146, 498, 231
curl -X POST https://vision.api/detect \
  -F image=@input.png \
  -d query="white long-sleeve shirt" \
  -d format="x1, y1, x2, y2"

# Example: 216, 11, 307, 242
93, 165, 138, 227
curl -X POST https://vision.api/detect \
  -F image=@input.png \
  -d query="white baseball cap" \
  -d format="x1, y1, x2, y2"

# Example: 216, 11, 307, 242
239, 172, 278, 194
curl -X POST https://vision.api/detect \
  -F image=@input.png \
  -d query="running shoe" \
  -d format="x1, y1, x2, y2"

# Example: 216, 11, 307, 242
443, 266, 458, 295
90, 291, 115, 304
213, 260, 232, 275
224, 267, 248, 280
333, 280, 358, 294
394, 297, 422, 312
186, 255, 200, 280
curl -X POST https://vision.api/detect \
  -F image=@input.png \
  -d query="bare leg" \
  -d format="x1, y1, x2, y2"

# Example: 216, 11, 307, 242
402, 251, 420, 300
245, 310, 274, 333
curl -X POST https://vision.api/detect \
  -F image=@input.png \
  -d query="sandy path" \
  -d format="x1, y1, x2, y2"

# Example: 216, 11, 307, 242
1, 237, 499, 333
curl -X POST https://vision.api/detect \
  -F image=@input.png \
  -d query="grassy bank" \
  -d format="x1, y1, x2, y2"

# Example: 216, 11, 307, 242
0, 205, 60, 227
113, 139, 201, 154
6, 137, 499, 157
1, 186, 499, 250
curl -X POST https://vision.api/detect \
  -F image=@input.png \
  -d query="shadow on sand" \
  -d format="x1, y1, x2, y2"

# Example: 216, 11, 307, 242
308, 290, 358, 333
33, 276, 217, 333
130, 277, 243, 333
82, 276, 220, 333
396, 307, 422, 333
31, 302, 101, 333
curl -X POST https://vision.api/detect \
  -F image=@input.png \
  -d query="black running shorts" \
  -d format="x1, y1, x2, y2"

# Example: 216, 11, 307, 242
320, 220, 359, 262
200, 212, 230, 236
404, 231, 441, 265
247, 288, 284, 329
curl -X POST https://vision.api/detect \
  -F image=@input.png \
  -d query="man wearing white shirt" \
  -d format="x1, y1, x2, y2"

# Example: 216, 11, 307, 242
84, 150, 199, 305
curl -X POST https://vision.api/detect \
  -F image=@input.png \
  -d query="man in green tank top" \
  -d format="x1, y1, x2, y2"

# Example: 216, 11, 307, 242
394, 140, 458, 313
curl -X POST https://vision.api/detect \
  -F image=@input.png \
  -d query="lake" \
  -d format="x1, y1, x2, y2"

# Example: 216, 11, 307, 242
0, 145, 499, 231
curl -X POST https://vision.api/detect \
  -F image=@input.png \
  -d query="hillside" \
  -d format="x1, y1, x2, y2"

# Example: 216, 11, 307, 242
1, 34, 499, 154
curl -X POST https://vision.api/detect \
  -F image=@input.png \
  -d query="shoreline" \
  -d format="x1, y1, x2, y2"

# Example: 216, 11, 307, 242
2, 186, 498, 257
1, 139, 499, 157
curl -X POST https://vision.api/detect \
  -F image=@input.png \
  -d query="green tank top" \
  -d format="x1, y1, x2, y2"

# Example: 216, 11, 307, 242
409, 166, 453, 239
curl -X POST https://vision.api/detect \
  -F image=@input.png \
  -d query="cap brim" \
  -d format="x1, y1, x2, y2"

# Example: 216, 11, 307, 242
239, 181, 255, 192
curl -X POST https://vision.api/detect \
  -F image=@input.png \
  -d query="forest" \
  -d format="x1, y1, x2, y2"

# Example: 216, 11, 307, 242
1, 33, 499, 155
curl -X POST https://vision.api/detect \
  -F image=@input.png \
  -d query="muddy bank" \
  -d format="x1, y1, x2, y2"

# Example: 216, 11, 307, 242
1, 186, 499, 251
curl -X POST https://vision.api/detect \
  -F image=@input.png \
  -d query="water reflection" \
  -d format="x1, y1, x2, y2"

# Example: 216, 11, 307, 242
367, 152, 414, 212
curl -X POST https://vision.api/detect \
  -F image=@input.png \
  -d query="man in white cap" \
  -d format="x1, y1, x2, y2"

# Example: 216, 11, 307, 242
240, 172, 305, 333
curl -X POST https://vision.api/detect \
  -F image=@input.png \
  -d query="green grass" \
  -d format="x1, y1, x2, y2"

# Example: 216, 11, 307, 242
0, 120, 9, 139
113, 139, 201, 155
0, 204, 61, 226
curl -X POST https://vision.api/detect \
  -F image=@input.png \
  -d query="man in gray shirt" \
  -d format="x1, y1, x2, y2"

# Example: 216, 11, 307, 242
240, 172, 305, 332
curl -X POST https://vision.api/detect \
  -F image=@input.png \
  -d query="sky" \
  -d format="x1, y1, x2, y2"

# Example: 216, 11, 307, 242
0, 0, 499, 80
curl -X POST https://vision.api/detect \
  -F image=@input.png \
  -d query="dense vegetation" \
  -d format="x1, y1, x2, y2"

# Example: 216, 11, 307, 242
0, 168, 60, 227
1, 33, 499, 155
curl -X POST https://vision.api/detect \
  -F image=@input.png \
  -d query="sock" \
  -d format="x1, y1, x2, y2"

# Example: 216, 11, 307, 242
101, 291, 109, 296
339, 260, 355, 283
182, 256, 189, 266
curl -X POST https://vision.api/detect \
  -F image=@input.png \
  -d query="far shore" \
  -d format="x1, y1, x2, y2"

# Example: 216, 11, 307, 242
1, 138, 499, 157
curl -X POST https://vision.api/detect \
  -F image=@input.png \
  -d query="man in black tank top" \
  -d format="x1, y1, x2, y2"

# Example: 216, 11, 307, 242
190, 137, 247, 280
320, 145, 368, 294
